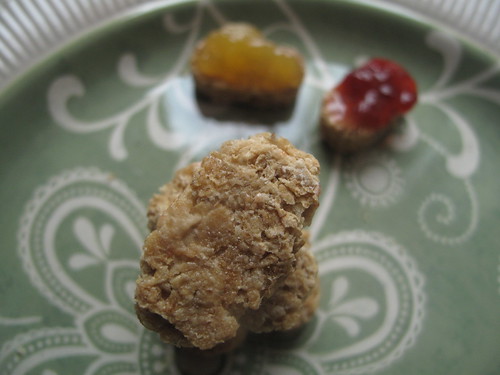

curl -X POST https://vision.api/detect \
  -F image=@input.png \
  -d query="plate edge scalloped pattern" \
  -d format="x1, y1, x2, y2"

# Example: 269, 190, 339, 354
0, 0, 173, 92
0, 0, 499, 93
374, 0, 500, 56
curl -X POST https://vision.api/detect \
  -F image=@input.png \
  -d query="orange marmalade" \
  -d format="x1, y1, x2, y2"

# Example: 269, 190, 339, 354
191, 23, 304, 101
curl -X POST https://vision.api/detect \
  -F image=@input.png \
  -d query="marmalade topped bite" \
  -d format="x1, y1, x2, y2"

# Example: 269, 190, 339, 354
191, 23, 304, 108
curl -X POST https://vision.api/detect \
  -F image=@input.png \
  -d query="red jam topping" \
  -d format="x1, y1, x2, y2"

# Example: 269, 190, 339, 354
324, 58, 417, 130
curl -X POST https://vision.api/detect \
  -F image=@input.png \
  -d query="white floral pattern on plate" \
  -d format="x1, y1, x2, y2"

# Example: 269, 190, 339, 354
1, 167, 425, 375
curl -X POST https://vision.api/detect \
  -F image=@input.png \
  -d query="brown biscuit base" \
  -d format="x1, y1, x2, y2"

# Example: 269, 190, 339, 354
320, 90, 398, 153
320, 116, 395, 153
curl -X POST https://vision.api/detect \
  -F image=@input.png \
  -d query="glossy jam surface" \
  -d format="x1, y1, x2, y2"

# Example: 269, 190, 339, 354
191, 23, 303, 92
324, 58, 418, 130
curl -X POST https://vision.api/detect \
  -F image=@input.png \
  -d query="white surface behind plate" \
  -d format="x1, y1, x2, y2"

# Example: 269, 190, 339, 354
0, 0, 499, 91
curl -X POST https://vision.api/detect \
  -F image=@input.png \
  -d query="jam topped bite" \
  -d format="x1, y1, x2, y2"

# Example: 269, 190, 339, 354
191, 23, 304, 108
321, 58, 417, 152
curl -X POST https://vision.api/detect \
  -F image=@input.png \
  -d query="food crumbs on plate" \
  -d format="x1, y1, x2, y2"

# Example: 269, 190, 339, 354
135, 133, 320, 352
320, 57, 418, 152
106, 173, 117, 182
191, 23, 305, 108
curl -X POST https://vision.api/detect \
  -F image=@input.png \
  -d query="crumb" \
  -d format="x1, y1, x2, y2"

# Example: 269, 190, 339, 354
241, 231, 319, 332
135, 133, 320, 350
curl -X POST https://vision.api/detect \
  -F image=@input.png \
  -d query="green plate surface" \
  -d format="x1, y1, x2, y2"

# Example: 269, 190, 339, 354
1, 1, 499, 374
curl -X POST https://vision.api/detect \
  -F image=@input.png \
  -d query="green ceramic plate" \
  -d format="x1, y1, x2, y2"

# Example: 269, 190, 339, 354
1, 1, 499, 374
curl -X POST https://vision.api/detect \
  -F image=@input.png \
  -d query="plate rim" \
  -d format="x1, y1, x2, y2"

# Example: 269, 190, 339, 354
0, 0, 498, 94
